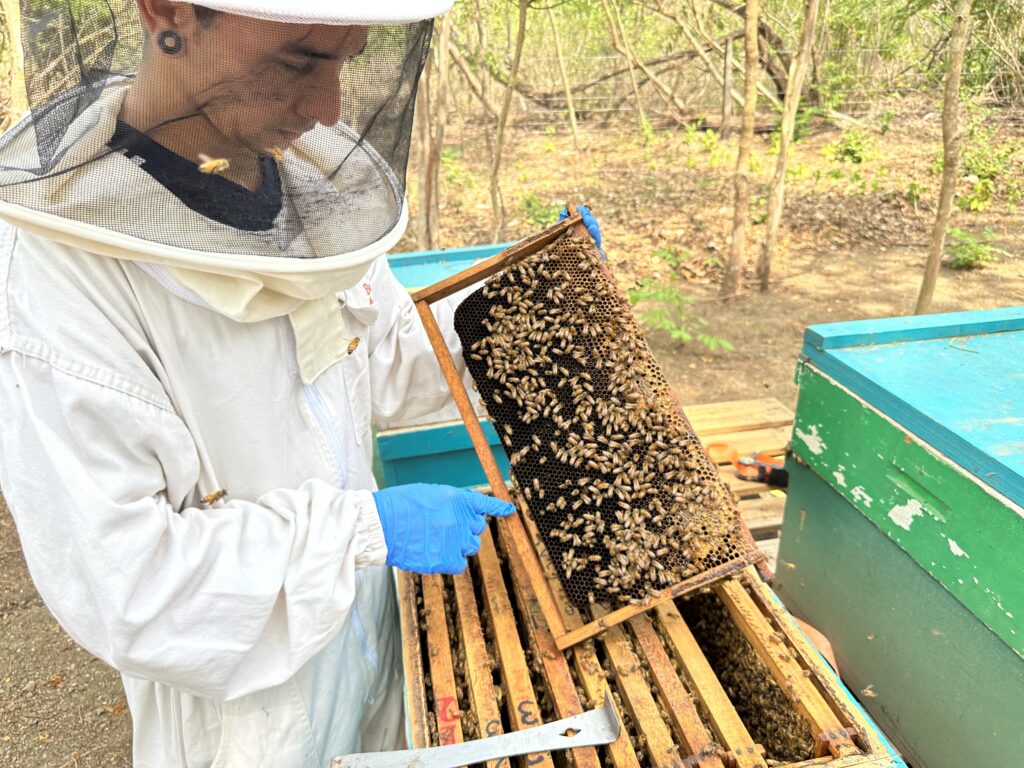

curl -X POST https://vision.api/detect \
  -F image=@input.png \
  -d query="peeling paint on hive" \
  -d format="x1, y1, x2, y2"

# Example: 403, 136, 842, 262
888, 498, 925, 531
948, 538, 969, 558
794, 424, 826, 455
852, 486, 873, 507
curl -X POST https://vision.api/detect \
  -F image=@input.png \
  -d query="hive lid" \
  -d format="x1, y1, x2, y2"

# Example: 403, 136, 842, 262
801, 305, 1024, 509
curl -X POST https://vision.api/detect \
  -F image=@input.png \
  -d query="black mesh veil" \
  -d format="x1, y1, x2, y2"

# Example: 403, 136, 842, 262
0, 0, 433, 260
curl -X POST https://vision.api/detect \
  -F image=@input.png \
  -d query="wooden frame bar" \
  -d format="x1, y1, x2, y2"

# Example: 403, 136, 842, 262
473, 531, 556, 768
420, 574, 465, 746
654, 601, 767, 768
396, 572, 430, 750
628, 612, 724, 766
450, 570, 505, 767
714, 578, 858, 759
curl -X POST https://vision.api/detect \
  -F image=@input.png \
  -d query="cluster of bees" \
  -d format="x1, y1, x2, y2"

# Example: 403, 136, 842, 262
679, 591, 815, 762
455, 233, 749, 607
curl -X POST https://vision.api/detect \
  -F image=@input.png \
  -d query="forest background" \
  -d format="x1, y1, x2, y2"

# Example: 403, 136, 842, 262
0, 0, 1023, 764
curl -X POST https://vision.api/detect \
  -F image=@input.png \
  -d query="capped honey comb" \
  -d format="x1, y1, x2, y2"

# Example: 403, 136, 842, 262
453, 231, 758, 607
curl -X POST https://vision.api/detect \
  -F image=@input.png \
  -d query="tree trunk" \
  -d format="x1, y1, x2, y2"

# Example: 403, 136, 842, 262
915, 0, 975, 314
414, 84, 432, 249
489, 0, 530, 242
704, 0, 790, 100
1, 0, 28, 129
757, 0, 819, 291
721, 36, 735, 139
414, 15, 452, 250
722, 0, 759, 296
547, 7, 581, 150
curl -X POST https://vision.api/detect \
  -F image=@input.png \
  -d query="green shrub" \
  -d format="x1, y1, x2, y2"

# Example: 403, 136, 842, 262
627, 249, 733, 351
946, 227, 1010, 270
521, 193, 562, 228
826, 129, 872, 164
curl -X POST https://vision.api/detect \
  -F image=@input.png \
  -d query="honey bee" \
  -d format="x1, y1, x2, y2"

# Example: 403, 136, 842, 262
201, 489, 228, 505
269, 146, 284, 162
347, 337, 361, 355
197, 154, 230, 174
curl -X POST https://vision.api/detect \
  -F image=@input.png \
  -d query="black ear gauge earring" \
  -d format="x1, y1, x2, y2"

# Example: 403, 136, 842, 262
157, 30, 182, 54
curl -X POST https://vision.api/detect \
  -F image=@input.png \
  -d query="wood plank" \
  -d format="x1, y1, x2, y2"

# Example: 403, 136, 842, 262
420, 575, 465, 746
627, 613, 725, 767
396, 572, 430, 749
756, 538, 779, 574
451, 570, 505, 766
739, 493, 786, 536
719, 472, 782, 497
684, 398, 795, 437
715, 578, 860, 759
700, 425, 792, 458
474, 531, 556, 768
593, 606, 693, 768
654, 602, 768, 768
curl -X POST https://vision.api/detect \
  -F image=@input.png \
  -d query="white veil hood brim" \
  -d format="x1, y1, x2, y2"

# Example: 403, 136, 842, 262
0, 196, 408, 321
183, 0, 454, 24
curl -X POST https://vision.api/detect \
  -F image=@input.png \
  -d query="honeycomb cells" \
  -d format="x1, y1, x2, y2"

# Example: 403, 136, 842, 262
453, 232, 757, 608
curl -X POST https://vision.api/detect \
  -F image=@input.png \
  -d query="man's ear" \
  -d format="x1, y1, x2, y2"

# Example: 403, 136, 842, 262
136, 0, 200, 42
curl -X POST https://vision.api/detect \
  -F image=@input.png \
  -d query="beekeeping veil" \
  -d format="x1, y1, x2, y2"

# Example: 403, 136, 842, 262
0, 0, 449, 380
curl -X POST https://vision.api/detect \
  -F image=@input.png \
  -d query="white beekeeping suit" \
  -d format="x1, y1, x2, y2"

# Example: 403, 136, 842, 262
0, 1, 490, 766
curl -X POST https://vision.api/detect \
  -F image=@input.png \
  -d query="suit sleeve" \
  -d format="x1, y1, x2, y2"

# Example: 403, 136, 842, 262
363, 258, 477, 430
0, 351, 386, 702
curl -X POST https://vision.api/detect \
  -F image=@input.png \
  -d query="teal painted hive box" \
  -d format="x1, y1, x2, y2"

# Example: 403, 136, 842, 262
378, 243, 516, 489
775, 306, 1024, 768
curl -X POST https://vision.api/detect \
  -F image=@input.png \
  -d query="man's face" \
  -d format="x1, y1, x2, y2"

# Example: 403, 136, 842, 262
182, 16, 369, 154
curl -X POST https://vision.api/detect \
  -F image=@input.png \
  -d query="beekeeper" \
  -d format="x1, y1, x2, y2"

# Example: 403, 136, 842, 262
0, 0, 514, 766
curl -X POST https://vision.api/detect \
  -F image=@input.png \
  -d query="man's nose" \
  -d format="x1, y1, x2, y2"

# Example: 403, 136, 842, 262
295, 75, 342, 128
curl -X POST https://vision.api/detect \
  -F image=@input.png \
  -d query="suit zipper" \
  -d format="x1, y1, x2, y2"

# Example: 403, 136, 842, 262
303, 383, 348, 489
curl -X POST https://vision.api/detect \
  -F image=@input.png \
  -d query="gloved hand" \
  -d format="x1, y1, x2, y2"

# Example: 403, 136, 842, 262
372, 484, 515, 574
558, 204, 605, 260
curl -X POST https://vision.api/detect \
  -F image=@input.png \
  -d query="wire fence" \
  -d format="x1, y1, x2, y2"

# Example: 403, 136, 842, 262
447, 50, 1024, 133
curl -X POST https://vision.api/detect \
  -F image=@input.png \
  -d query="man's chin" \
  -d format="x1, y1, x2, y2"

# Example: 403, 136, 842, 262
273, 129, 308, 149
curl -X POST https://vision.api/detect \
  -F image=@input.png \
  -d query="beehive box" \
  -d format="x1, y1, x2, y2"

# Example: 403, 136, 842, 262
775, 307, 1024, 768
397, 539, 904, 768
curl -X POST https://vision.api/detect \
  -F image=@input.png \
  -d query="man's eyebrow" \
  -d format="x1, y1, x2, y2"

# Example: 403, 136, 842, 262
283, 43, 341, 61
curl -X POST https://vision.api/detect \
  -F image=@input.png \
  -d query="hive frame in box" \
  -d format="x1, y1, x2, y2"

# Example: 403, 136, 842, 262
412, 206, 769, 651
398, 557, 903, 767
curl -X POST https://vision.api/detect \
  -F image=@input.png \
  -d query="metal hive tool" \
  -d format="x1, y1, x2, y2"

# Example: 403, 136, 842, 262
411, 207, 765, 649
453, 229, 758, 608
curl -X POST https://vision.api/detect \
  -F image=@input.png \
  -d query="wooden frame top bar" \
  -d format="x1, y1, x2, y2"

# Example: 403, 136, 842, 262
411, 213, 583, 304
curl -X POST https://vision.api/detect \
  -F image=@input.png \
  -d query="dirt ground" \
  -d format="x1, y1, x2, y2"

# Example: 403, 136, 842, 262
2, 109, 1022, 765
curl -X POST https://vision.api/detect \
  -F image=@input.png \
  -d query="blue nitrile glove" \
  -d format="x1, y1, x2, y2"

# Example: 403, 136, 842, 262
372, 484, 515, 574
558, 204, 605, 260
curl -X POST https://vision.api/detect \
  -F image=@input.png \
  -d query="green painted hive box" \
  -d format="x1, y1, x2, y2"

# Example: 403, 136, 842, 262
775, 306, 1024, 768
